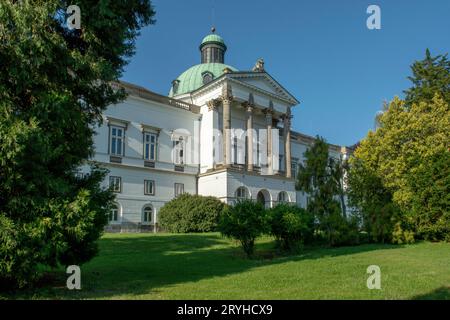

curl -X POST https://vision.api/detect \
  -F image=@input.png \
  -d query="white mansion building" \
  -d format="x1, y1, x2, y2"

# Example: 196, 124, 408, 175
83, 30, 351, 232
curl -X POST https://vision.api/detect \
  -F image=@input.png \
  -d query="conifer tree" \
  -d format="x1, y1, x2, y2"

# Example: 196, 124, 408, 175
0, 0, 155, 287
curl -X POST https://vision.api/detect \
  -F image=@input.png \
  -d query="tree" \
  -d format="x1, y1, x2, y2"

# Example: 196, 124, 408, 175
404, 49, 450, 107
331, 156, 348, 218
158, 194, 227, 233
408, 151, 450, 241
348, 95, 449, 242
348, 50, 450, 243
0, 1, 155, 287
219, 200, 268, 257
347, 157, 399, 243
296, 137, 354, 246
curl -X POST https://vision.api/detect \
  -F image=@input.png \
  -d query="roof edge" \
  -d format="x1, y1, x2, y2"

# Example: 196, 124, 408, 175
112, 80, 201, 114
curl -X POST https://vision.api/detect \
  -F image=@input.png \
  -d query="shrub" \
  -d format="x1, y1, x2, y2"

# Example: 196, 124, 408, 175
219, 200, 267, 257
268, 204, 314, 251
158, 194, 226, 233
332, 214, 363, 246
392, 222, 415, 244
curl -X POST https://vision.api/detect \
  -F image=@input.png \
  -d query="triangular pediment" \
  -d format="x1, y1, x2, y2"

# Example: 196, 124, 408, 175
228, 72, 299, 104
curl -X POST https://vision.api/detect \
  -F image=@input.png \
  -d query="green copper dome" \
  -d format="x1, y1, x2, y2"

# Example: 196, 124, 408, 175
200, 34, 226, 49
169, 31, 237, 97
169, 63, 237, 97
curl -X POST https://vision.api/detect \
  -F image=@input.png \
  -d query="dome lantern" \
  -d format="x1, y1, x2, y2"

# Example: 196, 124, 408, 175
199, 28, 227, 64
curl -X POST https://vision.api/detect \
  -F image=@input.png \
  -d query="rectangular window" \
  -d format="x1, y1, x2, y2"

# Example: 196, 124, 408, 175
279, 155, 284, 171
256, 133, 261, 167
174, 183, 184, 197
109, 176, 122, 193
291, 158, 298, 178
144, 180, 155, 196
232, 136, 238, 164
110, 126, 124, 156
144, 132, 157, 161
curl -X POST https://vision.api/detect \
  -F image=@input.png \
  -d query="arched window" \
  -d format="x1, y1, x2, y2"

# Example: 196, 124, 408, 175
109, 204, 119, 223
277, 191, 289, 204
143, 205, 153, 224
235, 187, 250, 201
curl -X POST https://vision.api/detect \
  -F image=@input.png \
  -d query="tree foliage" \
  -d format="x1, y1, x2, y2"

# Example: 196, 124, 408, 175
296, 137, 356, 246
0, 1, 155, 287
404, 49, 450, 107
158, 194, 227, 233
219, 200, 267, 257
347, 158, 399, 243
268, 204, 314, 251
349, 50, 450, 243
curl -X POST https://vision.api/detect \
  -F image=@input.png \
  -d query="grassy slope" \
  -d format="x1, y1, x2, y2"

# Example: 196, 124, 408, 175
3, 233, 450, 299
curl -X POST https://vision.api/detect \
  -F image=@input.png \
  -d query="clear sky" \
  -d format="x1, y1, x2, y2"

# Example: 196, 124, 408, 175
121, 0, 450, 146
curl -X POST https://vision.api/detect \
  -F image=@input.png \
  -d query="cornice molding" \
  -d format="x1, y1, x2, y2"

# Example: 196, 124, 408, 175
190, 75, 298, 106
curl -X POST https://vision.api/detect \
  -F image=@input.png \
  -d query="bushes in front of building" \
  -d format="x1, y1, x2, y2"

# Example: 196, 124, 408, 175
218, 200, 268, 257
219, 200, 365, 258
268, 204, 314, 251
158, 194, 227, 233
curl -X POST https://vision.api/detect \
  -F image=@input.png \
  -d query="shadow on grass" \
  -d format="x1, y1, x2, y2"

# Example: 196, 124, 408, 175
412, 287, 450, 300
4, 233, 404, 299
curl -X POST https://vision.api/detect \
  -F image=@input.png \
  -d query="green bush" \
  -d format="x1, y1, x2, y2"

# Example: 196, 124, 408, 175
218, 200, 267, 257
158, 194, 226, 233
268, 204, 314, 251
332, 214, 363, 246
311, 210, 362, 247
392, 222, 415, 244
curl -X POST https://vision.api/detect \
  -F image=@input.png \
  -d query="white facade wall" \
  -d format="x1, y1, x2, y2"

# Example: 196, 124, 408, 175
103, 165, 196, 226
94, 95, 201, 165
88, 94, 201, 231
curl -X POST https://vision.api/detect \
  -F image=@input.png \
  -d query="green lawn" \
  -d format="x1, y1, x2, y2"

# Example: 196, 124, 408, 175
3, 233, 450, 300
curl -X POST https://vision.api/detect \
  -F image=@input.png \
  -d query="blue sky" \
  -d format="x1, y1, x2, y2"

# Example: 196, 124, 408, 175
121, 0, 450, 146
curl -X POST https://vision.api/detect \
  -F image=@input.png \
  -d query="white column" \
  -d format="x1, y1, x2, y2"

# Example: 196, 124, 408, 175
246, 105, 254, 171
243, 93, 255, 172
222, 83, 232, 166
284, 108, 292, 178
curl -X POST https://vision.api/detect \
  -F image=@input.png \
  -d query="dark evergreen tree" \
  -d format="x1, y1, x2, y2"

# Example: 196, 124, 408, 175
404, 49, 450, 107
296, 137, 353, 246
0, 0, 155, 287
